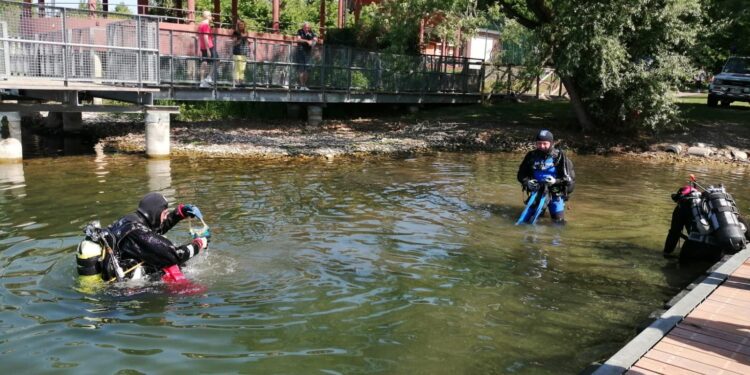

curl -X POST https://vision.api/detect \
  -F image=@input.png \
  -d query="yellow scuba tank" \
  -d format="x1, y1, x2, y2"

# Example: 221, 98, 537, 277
77, 239, 105, 287
76, 221, 108, 292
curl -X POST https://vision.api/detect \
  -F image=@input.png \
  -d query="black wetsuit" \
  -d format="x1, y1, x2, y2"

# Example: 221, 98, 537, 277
103, 193, 201, 279
664, 201, 749, 263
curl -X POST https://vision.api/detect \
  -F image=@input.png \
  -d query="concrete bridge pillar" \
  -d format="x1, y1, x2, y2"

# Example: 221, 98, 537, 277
63, 112, 83, 133
46, 112, 63, 130
145, 110, 171, 158
307, 105, 322, 127
287, 104, 301, 119
1, 112, 22, 143
0, 112, 22, 162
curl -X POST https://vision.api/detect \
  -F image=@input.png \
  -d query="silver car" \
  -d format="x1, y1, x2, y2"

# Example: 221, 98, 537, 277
708, 56, 750, 107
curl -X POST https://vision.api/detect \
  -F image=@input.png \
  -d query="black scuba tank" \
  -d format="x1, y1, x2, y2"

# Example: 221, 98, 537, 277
684, 191, 711, 235
704, 186, 747, 252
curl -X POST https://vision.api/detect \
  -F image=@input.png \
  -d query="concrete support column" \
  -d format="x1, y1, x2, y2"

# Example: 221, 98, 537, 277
145, 110, 171, 158
1, 112, 22, 143
62, 112, 83, 133
46, 112, 63, 130
0, 112, 22, 162
307, 105, 322, 127
287, 104, 301, 119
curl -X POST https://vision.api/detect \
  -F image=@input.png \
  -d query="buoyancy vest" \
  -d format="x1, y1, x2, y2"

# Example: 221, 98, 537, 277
532, 153, 556, 182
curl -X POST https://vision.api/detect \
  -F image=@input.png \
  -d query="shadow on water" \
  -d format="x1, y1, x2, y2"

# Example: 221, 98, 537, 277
21, 129, 98, 158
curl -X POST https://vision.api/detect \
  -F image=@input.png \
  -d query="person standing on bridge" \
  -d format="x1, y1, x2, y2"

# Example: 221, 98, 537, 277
199, 10, 218, 88
232, 19, 248, 87
516, 129, 575, 223
295, 22, 317, 90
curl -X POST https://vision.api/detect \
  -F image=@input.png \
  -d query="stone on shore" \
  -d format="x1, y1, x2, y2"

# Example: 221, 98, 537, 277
687, 146, 712, 157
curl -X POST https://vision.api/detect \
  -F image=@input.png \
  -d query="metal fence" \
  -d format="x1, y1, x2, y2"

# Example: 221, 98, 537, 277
0, 0, 159, 84
158, 28, 484, 93
0, 0, 483, 94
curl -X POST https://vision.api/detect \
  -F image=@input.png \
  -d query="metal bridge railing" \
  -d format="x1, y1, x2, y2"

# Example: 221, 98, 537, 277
158, 28, 484, 94
0, 0, 159, 85
0, 0, 483, 94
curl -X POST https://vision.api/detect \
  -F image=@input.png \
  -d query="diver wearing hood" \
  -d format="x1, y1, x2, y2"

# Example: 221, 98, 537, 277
516, 129, 575, 223
104, 192, 208, 281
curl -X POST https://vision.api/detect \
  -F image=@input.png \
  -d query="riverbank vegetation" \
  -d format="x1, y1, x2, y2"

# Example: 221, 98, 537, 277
146, 0, 748, 136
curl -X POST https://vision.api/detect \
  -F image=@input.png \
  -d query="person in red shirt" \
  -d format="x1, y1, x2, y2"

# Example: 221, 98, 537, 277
198, 10, 218, 87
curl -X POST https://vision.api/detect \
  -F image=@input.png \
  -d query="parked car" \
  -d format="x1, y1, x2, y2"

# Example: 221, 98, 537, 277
707, 56, 750, 107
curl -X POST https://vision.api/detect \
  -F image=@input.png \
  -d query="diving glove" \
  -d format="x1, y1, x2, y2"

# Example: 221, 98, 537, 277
524, 179, 539, 191
182, 204, 203, 220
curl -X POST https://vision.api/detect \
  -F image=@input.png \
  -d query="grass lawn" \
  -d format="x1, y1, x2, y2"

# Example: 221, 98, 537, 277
675, 94, 749, 127
406, 93, 750, 149
412, 99, 577, 129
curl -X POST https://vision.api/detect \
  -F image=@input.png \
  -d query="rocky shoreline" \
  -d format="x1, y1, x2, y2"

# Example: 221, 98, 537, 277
79, 111, 750, 165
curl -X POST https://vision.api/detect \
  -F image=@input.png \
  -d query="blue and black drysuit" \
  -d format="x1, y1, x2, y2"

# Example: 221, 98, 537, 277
517, 148, 575, 222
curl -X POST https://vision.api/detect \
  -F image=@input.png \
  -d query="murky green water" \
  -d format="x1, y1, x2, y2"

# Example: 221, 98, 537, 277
0, 152, 747, 374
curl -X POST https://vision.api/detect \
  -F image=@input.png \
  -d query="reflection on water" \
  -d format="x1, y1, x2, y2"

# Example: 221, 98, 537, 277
0, 153, 747, 374
0, 163, 25, 199
147, 159, 174, 200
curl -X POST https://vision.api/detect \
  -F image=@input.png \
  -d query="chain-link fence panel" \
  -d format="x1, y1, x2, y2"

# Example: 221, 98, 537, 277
0, 0, 158, 84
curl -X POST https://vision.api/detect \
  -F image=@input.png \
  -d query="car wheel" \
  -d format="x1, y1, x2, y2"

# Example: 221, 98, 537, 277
707, 95, 718, 107
720, 100, 730, 108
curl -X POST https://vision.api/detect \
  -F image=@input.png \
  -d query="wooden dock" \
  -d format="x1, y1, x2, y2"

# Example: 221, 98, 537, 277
594, 250, 750, 375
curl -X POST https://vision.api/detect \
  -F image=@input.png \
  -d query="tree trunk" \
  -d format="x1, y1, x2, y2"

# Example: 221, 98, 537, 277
560, 76, 594, 131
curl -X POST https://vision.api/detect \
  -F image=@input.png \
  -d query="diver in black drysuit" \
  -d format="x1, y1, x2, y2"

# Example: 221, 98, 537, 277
516, 130, 576, 223
103, 192, 207, 280
663, 186, 749, 263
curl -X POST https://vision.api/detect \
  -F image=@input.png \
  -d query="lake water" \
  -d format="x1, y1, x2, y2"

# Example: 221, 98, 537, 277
1, 152, 746, 374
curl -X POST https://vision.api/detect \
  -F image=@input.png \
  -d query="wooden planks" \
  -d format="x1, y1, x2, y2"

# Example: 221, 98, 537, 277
630, 262, 750, 374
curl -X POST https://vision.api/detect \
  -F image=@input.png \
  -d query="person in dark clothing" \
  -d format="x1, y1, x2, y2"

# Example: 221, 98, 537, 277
104, 192, 208, 282
295, 21, 317, 89
663, 185, 749, 263
516, 129, 575, 223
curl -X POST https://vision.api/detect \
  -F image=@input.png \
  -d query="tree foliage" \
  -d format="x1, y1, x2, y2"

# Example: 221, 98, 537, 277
693, 0, 750, 73
489, 0, 702, 133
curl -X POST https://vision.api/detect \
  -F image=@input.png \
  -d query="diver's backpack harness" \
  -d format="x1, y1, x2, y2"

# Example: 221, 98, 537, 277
703, 186, 747, 252
77, 221, 142, 282
684, 175, 748, 252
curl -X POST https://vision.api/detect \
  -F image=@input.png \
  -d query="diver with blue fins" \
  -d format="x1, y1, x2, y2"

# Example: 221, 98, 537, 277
664, 178, 749, 263
516, 129, 575, 224
76, 192, 210, 287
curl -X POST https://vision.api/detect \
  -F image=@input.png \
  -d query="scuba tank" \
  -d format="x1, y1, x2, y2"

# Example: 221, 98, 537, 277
76, 221, 107, 291
703, 185, 747, 252
76, 221, 130, 291
683, 190, 712, 235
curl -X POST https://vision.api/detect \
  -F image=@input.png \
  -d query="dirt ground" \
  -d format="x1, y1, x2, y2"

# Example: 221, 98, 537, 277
82, 98, 750, 165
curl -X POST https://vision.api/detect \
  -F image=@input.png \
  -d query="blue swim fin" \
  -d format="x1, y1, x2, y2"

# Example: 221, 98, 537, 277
530, 192, 548, 224
516, 190, 538, 225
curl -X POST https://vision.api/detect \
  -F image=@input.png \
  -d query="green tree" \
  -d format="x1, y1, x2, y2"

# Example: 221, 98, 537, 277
485, 0, 701, 133
114, 2, 132, 14
693, 0, 750, 73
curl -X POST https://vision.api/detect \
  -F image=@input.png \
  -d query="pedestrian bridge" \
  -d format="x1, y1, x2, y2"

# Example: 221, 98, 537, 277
0, 0, 484, 107
0, 0, 485, 160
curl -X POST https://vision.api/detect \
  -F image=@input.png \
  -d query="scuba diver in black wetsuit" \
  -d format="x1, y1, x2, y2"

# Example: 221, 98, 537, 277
516, 129, 575, 223
664, 183, 749, 263
76, 192, 209, 286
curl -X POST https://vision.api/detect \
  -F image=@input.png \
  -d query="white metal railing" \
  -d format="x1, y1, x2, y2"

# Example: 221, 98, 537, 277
0, 0, 484, 94
0, 0, 159, 85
